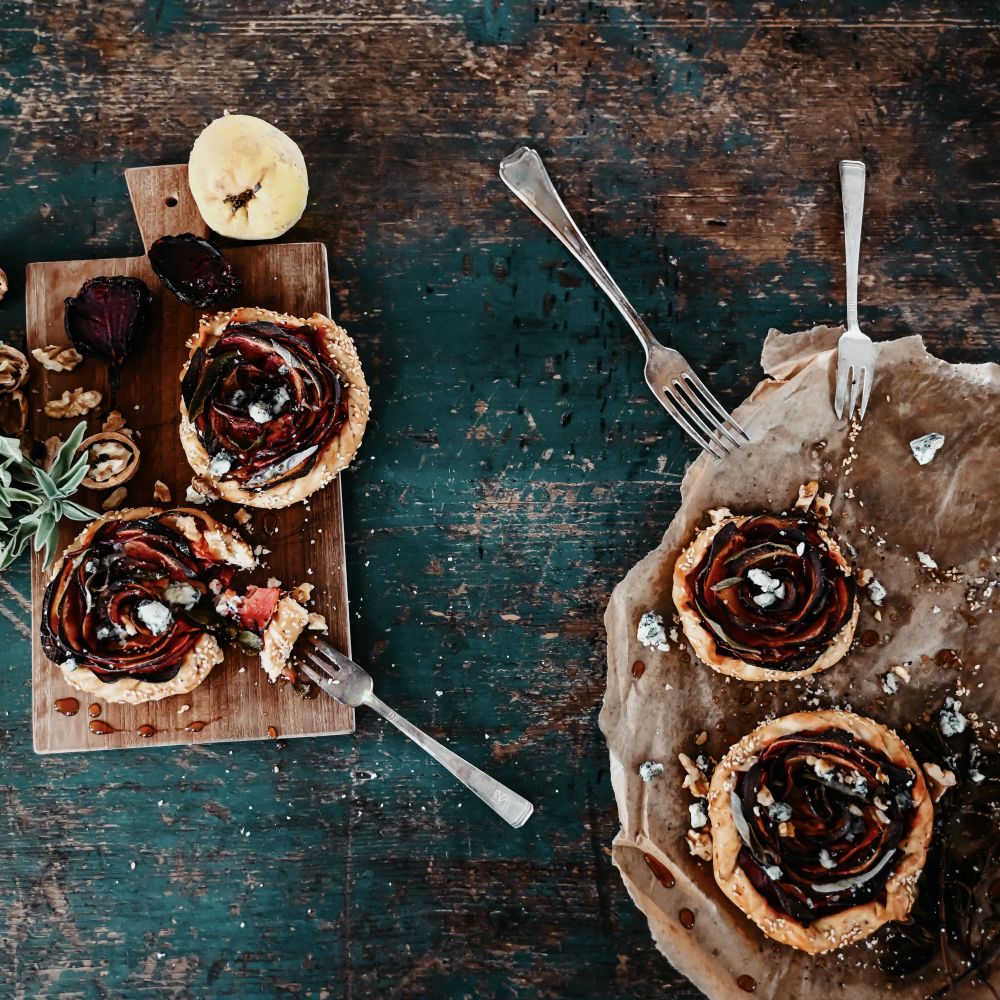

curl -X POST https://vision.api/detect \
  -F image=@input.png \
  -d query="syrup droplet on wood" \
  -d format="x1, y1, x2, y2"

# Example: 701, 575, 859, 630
54, 697, 80, 717
738, 687, 754, 706
267, 725, 278, 739
631, 660, 645, 679
185, 720, 210, 733
88, 703, 102, 718
262, 513, 280, 537
643, 853, 675, 889
988, 877, 1000, 901
679, 908, 696, 929
137, 724, 156, 738
737, 974, 757, 993
89, 720, 115, 736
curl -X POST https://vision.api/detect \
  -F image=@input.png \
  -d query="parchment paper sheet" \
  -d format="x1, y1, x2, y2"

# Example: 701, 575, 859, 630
600, 327, 999, 1000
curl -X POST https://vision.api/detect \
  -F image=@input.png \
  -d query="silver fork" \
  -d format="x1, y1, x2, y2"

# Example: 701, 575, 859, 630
834, 159, 876, 421
300, 637, 534, 829
499, 146, 750, 461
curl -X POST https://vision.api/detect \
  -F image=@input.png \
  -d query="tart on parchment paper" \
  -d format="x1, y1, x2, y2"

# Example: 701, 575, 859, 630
600, 327, 1000, 999
672, 506, 858, 682
179, 306, 370, 509
708, 710, 932, 955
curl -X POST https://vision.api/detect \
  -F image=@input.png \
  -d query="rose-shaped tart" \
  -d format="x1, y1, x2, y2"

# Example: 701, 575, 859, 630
708, 710, 933, 954
179, 306, 370, 508
672, 509, 858, 681
40, 507, 255, 704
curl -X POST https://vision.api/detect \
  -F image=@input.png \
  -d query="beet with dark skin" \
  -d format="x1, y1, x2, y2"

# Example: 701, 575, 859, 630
148, 233, 240, 308
64, 275, 151, 406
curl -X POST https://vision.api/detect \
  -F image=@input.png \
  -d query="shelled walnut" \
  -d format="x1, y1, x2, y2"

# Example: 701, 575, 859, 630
32, 344, 83, 372
45, 388, 102, 419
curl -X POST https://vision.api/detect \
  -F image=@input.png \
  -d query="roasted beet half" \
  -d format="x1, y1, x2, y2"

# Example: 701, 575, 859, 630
148, 233, 240, 308
64, 275, 151, 404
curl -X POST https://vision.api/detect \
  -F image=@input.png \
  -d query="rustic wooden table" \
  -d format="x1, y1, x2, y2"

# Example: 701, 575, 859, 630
1, 2, 998, 997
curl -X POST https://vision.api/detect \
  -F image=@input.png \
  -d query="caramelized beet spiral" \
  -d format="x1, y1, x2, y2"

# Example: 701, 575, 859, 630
181, 320, 349, 491
733, 729, 918, 925
40, 511, 237, 683
691, 514, 856, 671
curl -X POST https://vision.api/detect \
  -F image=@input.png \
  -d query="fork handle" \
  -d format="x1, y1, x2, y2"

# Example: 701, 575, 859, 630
500, 146, 656, 355
840, 160, 866, 331
363, 692, 534, 829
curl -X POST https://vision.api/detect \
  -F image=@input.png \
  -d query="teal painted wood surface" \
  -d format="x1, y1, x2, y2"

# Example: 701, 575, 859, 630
1, 2, 999, 997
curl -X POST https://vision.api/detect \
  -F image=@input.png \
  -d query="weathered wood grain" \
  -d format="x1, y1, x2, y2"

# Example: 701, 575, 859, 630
26, 164, 354, 752
1, 1, 999, 998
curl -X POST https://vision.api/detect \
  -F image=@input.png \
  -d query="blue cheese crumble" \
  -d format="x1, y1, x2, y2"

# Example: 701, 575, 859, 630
938, 697, 967, 737
909, 432, 945, 465
638, 760, 664, 782
637, 611, 669, 652
137, 600, 173, 636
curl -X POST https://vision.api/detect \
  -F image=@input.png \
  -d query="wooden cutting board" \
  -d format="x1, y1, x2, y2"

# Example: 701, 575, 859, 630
26, 164, 354, 753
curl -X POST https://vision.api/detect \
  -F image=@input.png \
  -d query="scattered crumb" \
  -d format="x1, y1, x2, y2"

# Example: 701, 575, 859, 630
917, 551, 938, 570
637, 611, 669, 652
178, 704, 190, 715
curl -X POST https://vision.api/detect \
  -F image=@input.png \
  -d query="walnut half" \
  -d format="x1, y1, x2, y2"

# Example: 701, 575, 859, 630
45, 388, 102, 419
0, 343, 29, 393
32, 344, 83, 372
79, 430, 140, 490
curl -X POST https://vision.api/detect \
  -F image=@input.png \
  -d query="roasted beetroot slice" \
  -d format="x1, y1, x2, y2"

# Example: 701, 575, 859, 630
64, 275, 151, 405
148, 233, 240, 308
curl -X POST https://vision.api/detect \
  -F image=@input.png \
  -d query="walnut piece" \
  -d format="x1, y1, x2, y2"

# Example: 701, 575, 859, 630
153, 480, 171, 502
794, 480, 819, 511
0, 344, 29, 393
686, 829, 713, 862
102, 410, 127, 433
307, 612, 328, 632
31, 344, 83, 372
678, 752, 709, 798
45, 388, 102, 419
923, 761, 957, 802
101, 486, 128, 511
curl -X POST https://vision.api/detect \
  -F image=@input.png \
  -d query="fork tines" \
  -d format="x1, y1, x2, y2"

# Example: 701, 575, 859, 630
662, 370, 751, 461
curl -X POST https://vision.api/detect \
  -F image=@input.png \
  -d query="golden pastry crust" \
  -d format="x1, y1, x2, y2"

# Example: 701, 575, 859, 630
672, 513, 859, 682
259, 595, 310, 682
46, 506, 254, 705
178, 306, 370, 509
708, 710, 933, 954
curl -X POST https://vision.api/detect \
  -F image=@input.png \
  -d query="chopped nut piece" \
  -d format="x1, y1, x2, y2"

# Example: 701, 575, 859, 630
856, 567, 873, 587
293, 582, 315, 603
101, 486, 128, 511
678, 752, 709, 798
923, 761, 957, 801
102, 410, 127, 434
153, 480, 171, 502
233, 507, 252, 525
307, 612, 327, 632
31, 344, 83, 372
265, 577, 282, 589
813, 491, 833, 525
45, 387, 102, 419
686, 829, 713, 861
694, 730, 708, 746
778, 821, 795, 838
794, 480, 819, 511
755, 785, 775, 807
0, 343, 29, 392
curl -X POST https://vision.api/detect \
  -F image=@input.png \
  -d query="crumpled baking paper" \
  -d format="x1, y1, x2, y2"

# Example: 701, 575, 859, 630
600, 326, 1000, 999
